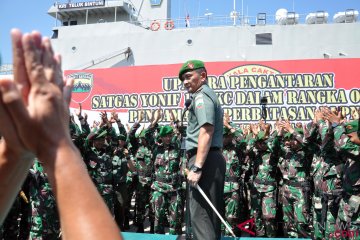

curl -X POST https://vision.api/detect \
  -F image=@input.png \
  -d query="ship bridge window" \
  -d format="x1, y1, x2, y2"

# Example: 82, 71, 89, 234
150, 0, 162, 6
256, 33, 272, 45
63, 21, 69, 26
70, 20, 77, 26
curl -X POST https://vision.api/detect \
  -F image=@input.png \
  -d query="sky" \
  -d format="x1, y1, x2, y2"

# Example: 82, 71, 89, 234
1, 0, 359, 64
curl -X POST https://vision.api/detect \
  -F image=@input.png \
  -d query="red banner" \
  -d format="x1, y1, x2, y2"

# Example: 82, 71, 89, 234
66, 59, 360, 123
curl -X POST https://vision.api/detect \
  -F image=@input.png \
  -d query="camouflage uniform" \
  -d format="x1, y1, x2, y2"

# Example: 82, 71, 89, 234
278, 129, 312, 238
312, 120, 344, 239
112, 144, 130, 229
129, 123, 155, 231
151, 134, 182, 234
28, 160, 60, 239
83, 136, 114, 215
222, 126, 247, 236
333, 121, 360, 238
247, 132, 280, 237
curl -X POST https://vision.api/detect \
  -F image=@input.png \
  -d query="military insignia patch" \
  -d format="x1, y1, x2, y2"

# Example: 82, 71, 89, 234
187, 62, 194, 69
195, 95, 204, 109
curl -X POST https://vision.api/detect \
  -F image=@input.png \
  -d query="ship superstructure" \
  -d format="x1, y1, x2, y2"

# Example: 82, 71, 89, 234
46, 0, 360, 70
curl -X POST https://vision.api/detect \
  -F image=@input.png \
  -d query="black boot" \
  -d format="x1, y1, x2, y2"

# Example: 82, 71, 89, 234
149, 222, 154, 234
136, 223, 144, 233
123, 215, 130, 230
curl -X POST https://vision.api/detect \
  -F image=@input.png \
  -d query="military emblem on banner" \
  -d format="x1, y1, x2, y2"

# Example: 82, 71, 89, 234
68, 72, 94, 103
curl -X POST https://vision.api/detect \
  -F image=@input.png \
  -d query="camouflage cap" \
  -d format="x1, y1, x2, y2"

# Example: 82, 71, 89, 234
178, 60, 205, 81
159, 125, 173, 137
345, 120, 359, 134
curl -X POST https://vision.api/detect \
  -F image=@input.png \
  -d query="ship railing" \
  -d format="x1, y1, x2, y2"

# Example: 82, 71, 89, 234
135, 12, 337, 30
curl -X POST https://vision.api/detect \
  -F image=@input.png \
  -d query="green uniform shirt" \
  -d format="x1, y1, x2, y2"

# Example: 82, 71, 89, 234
186, 84, 223, 150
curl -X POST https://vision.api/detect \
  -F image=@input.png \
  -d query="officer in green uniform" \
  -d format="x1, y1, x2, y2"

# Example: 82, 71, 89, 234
179, 60, 226, 240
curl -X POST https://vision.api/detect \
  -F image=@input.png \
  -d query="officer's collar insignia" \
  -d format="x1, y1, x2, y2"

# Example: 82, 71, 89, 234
346, 125, 353, 130
187, 62, 194, 69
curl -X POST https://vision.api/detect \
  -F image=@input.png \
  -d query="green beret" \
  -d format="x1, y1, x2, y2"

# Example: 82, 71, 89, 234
139, 129, 150, 138
159, 125, 173, 137
178, 60, 205, 81
87, 129, 107, 140
294, 128, 304, 136
223, 127, 231, 136
345, 120, 359, 134
255, 131, 266, 141
283, 132, 293, 140
118, 134, 126, 141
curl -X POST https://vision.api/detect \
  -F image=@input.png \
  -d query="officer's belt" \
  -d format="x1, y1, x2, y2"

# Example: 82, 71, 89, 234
155, 175, 180, 183
186, 147, 220, 159
253, 178, 277, 186
283, 179, 309, 188
225, 176, 239, 182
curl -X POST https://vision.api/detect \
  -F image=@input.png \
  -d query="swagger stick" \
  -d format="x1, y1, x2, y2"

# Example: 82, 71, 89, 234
196, 184, 236, 237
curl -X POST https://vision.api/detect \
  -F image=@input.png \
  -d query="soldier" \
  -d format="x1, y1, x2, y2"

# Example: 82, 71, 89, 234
83, 128, 115, 214
112, 134, 135, 230
28, 160, 60, 239
325, 110, 360, 236
151, 125, 182, 234
277, 120, 312, 237
312, 107, 344, 239
247, 124, 280, 237
221, 123, 243, 236
128, 110, 161, 233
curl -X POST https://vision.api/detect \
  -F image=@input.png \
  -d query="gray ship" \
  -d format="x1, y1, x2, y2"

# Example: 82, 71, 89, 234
45, 0, 360, 127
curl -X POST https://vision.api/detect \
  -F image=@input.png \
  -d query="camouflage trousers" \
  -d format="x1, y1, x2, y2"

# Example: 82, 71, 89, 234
251, 187, 277, 237
282, 184, 311, 238
313, 192, 342, 240
332, 195, 360, 240
151, 190, 182, 234
99, 184, 114, 216
29, 202, 60, 239
222, 190, 240, 236
135, 183, 154, 225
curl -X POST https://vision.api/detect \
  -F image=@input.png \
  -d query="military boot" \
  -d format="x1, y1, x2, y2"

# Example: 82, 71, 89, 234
149, 222, 154, 234
136, 223, 144, 233
123, 215, 130, 230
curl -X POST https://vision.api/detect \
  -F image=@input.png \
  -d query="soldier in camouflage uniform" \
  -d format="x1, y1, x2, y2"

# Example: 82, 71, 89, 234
128, 114, 157, 232
247, 126, 280, 237
277, 121, 312, 238
151, 125, 182, 234
28, 160, 60, 239
83, 128, 115, 215
326, 111, 360, 238
312, 109, 344, 239
222, 119, 248, 236
112, 133, 135, 230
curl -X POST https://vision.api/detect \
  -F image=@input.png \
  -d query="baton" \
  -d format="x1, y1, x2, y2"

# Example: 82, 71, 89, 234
196, 184, 236, 237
